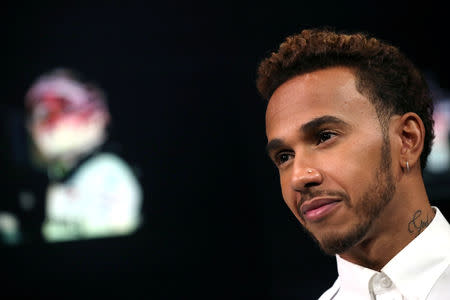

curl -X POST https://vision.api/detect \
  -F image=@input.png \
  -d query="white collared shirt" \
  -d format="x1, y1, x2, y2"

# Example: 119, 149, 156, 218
318, 207, 450, 300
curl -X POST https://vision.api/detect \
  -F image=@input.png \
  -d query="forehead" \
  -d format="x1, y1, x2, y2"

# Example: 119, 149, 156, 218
265, 67, 380, 137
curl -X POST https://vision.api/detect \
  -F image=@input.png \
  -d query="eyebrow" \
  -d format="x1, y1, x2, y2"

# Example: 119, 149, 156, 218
266, 115, 349, 155
265, 138, 286, 156
300, 115, 349, 134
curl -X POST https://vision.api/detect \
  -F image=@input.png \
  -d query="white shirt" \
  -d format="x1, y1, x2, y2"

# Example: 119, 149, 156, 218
319, 207, 450, 300
42, 153, 143, 242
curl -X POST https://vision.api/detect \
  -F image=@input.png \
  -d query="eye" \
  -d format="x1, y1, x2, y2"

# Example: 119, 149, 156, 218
274, 152, 294, 167
317, 130, 337, 145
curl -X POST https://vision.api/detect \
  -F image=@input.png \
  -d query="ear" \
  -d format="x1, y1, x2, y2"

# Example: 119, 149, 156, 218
397, 112, 425, 172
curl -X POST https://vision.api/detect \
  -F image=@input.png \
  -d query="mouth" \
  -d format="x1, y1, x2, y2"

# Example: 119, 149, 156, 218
300, 197, 342, 222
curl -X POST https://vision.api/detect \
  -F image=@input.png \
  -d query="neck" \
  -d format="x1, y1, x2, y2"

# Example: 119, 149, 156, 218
47, 155, 79, 180
339, 175, 435, 271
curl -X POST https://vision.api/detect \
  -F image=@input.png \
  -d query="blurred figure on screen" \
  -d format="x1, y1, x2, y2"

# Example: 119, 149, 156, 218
22, 68, 143, 242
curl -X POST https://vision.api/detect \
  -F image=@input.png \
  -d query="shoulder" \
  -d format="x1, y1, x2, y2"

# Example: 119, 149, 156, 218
70, 152, 141, 189
82, 152, 129, 168
427, 263, 450, 299
317, 278, 340, 300
76, 153, 135, 177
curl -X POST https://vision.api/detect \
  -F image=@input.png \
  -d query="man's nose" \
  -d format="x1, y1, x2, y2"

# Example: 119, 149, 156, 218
290, 159, 323, 191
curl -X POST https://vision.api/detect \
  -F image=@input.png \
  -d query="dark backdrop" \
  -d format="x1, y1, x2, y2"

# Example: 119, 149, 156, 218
2, 1, 450, 299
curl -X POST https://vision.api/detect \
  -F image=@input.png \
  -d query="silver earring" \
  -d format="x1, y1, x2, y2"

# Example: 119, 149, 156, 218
307, 169, 312, 173
406, 161, 410, 173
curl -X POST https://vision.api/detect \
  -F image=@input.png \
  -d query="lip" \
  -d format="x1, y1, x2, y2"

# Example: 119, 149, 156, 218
300, 198, 342, 222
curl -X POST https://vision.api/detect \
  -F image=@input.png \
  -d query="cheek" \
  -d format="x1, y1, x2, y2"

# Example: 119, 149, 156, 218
279, 173, 290, 201
279, 173, 299, 214
329, 139, 383, 197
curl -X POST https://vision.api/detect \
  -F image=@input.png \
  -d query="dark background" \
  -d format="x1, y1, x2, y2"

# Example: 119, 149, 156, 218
2, 1, 450, 299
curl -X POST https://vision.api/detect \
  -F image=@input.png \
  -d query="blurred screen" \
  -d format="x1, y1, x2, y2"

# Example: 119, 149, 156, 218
426, 99, 450, 174
422, 74, 450, 206
0, 69, 144, 245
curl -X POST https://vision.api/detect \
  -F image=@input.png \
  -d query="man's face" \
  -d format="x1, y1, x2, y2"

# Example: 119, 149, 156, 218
265, 67, 396, 255
28, 97, 108, 162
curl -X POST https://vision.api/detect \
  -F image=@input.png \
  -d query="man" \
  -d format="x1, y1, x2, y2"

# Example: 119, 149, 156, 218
256, 28, 450, 299
0, 68, 143, 244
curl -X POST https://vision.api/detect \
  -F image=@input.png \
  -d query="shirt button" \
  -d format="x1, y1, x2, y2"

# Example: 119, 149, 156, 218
379, 274, 392, 288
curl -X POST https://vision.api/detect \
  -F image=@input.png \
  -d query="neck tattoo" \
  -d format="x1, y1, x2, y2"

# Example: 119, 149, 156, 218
407, 210, 431, 236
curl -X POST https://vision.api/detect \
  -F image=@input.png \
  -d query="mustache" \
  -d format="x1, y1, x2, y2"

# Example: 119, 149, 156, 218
298, 189, 350, 208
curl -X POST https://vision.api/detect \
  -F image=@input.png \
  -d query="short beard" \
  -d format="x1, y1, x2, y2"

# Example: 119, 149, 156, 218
305, 136, 396, 255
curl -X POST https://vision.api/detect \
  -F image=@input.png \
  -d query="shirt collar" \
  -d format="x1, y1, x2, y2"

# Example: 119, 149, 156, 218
336, 254, 378, 298
335, 206, 450, 299
381, 207, 450, 299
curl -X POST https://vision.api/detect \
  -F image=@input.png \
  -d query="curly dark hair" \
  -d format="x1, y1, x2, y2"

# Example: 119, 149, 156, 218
256, 28, 435, 171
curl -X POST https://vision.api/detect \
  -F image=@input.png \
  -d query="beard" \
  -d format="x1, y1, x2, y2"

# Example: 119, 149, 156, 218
303, 137, 396, 255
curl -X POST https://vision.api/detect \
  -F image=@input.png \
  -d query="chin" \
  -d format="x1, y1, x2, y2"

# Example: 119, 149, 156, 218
307, 221, 371, 255
32, 119, 106, 161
